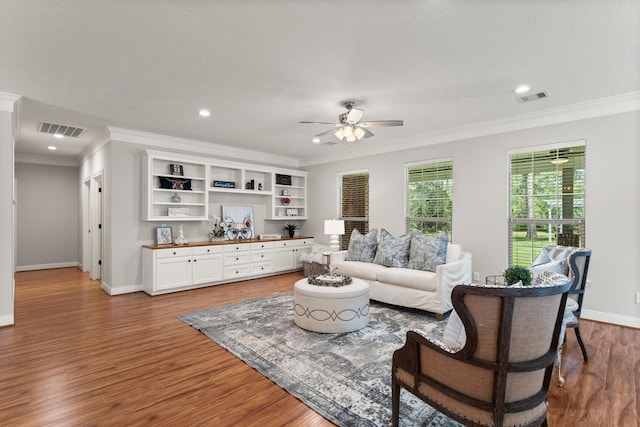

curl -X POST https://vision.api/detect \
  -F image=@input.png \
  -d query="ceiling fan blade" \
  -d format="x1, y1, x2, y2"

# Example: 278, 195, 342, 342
345, 108, 364, 124
299, 121, 340, 125
361, 127, 375, 138
358, 120, 404, 127
314, 128, 339, 138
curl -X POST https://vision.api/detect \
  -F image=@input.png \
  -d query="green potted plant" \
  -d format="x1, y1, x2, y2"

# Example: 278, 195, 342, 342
503, 266, 533, 286
284, 223, 298, 238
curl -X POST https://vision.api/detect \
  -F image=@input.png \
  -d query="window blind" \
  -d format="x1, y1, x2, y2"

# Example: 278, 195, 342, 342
340, 172, 369, 250
406, 159, 453, 237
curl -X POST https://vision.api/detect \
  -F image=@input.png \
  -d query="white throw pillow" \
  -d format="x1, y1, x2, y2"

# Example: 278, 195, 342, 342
442, 310, 466, 349
529, 258, 566, 280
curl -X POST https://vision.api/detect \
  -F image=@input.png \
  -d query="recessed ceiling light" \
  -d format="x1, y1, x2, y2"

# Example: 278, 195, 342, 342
312, 137, 320, 143
198, 109, 211, 117
514, 84, 530, 94
53, 133, 64, 139
48, 146, 57, 150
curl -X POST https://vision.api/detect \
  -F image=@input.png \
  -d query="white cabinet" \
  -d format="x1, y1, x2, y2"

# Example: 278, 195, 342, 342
142, 151, 208, 221
269, 172, 307, 220
143, 238, 313, 295
143, 245, 223, 295
273, 239, 313, 272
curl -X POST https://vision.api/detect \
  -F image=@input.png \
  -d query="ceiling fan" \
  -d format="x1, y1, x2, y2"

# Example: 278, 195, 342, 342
300, 101, 403, 145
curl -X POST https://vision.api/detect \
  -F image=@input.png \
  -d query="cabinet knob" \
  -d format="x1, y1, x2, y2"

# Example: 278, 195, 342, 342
173, 252, 176, 255
236, 257, 239, 261
193, 259, 197, 262
261, 254, 264, 258
188, 259, 191, 262
207, 249, 210, 252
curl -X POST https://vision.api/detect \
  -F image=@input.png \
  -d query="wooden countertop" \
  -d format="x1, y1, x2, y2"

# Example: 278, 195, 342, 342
143, 236, 313, 250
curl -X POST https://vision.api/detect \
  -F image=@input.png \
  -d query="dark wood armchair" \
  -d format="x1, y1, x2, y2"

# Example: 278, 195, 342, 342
392, 279, 571, 427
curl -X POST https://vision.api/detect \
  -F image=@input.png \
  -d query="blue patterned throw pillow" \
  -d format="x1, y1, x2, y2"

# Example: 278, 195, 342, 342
373, 229, 412, 268
346, 229, 378, 263
408, 230, 449, 272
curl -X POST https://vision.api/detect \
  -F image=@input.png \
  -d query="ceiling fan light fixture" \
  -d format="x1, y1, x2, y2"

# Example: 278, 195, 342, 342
335, 128, 345, 140
346, 134, 357, 143
343, 125, 354, 138
353, 127, 365, 140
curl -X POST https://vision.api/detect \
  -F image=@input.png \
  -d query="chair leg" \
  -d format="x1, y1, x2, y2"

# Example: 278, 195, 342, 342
574, 326, 589, 362
392, 377, 401, 427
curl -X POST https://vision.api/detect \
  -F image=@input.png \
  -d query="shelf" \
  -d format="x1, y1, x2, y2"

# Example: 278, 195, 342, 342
209, 187, 273, 196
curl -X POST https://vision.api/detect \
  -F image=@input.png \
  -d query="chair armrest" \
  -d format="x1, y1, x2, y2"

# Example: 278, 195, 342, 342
328, 250, 348, 264
436, 252, 473, 312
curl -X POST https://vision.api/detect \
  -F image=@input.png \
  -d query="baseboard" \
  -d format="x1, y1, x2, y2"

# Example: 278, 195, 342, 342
16, 262, 80, 272
101, 282, 143, 295
0, 314, 15, 327
581, 309, 640, 329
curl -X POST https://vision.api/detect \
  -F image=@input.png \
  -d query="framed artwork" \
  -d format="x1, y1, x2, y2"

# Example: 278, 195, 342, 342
169, 164, 184, 176
276, 174, 292, 186
222, 205, 255, 240
286, 208, 299, 217
156, 226, 173, 245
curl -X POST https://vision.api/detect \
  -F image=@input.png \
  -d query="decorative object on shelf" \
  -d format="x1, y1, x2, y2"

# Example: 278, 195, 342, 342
169, 163, 184, 176
175, 224, 188, 245
168, 207, 189, 217
245, 179, 255, 190
286, 208, 299, 217
503, 266, 533, 286
208, 214, 226, 240
156, 225, 173, 245
159, 176, 192, 190
213, 180, 235, 188
170, 193, 181, 203
259, 234, 282, 240
282, 197, 291, 206
284, 223, 298, 238
282, 189, 289, 196
258, 182, 263, 191
276, 174, 292, 186
324, 219, 345, 251
222, 205, 254, 240
308, 274, 353, 287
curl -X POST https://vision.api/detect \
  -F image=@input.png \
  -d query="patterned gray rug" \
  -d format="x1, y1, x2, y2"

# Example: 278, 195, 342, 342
178, 292, 462, 427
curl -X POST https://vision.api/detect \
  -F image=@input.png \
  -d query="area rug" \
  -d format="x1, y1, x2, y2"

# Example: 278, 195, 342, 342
178, 292, 462, 427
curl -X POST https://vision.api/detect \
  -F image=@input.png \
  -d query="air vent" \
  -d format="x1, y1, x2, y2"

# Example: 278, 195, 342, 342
39, 122, 86, 138
517, 92, 549, 103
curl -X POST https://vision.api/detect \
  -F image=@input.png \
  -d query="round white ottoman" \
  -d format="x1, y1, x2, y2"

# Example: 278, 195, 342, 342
293, 278, 370, 333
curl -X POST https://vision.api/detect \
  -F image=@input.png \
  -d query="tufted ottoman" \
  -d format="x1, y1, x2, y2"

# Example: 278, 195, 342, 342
293, 278, 370, 333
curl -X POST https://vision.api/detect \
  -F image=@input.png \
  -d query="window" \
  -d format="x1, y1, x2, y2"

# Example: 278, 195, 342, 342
509, 143, 586, 266
406, 159, 453, 237
339, 171, 369, 250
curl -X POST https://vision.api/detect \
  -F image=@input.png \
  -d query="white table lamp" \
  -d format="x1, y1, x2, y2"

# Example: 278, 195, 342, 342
324, 219, 345, 252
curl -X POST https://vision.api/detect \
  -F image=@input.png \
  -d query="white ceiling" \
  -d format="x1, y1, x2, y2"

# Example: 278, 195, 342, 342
2, 1, 639, 167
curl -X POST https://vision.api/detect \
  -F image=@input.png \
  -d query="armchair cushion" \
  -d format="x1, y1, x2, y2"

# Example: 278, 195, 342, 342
345, 228, 378, 263
407, 230, 448, 272
373, 229, 412, 268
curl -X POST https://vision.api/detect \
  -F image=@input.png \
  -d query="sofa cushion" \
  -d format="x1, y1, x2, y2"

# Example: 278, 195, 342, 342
373, 229, 412, 268
346, 228, 378, 263
408, 230, 448, 272
376, 267, 437, 292
446, 243, 462, 263
331, 260, 387, 282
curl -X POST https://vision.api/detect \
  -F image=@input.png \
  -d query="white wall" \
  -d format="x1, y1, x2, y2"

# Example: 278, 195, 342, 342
306, 111, 640, 327
0, 104, 15, 326
15, 163, 79, 270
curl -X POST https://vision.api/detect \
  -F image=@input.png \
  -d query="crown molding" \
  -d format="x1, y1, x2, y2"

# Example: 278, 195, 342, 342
108, 126, 300, 168
0, 91, 21, 112
15, 152, 79, 167
299, 91, 640, 167
77, 133, 111, 164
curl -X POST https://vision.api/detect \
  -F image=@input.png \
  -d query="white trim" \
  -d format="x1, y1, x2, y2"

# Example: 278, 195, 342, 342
15, 261, 79, 272
507, 139, 586, 156
582, 309, 640, 329
77, 133, 111, 164
108, 126, 300, 168
0, 314, 14, 327
0, 91, 20, 112
101, 281, 142, 295
404, 156, 453, 169
14, 152, 79, 167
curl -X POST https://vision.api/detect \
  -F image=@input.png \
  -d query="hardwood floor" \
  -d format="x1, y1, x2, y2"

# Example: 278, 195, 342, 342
1, 268, 638, 426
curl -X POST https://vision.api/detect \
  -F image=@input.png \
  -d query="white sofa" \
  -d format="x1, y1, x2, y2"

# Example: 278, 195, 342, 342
330, 243, 472, 319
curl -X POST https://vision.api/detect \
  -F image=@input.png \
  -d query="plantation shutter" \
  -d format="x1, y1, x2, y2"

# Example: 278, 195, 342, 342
340, 172, 369, 250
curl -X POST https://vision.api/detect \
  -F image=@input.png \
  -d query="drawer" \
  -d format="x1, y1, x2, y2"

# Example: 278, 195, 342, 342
155, 247, 192, 259
251, 250, 273, 263
224, 252, 251, 265
251, 241, 274, 250
223, 243, 251, 253
273, 240, 298, 249
251, 261, 273, 275
192, 245, 223, 256
224, 265, 251, 280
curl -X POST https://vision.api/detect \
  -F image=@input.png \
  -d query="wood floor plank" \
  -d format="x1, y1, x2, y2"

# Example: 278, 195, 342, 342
1, 267, 638, 426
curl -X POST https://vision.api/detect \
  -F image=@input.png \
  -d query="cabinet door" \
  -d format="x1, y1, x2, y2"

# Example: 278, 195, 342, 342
192, 253, 223, 285
273, 246, 295, 272
156, 256, 191, 290
294, 244, 313, 269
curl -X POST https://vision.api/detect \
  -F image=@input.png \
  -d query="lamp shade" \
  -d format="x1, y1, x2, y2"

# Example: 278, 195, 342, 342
324, 219, 345, 235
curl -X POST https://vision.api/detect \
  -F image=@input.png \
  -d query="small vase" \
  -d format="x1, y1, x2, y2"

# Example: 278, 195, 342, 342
288, 230, 295, 238
171, 193, 181, 203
